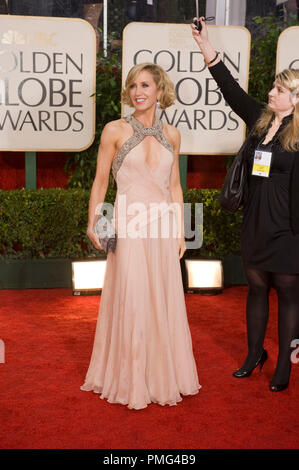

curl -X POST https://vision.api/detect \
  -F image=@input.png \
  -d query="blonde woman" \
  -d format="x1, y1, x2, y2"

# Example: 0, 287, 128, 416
192, 18, 299, 392
80, 63, 200, 409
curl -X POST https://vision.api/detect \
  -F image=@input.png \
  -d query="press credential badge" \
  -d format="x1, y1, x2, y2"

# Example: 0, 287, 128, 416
252, 150, 272, 177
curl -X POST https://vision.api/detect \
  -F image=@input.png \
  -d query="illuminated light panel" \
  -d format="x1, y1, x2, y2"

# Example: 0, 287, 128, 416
185, 259, 223, 291
72, 260, 107, 293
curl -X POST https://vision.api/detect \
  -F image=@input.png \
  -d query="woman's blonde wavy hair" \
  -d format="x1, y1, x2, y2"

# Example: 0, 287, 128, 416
121, 62, 176, 110
254, 68, 299, 152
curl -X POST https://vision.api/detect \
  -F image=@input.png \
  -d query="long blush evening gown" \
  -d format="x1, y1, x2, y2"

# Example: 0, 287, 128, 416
80, 114, 200, 410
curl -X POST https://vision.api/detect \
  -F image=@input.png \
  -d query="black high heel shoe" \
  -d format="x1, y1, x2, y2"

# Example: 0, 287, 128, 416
232, 349, 268, 378
269, 382, 289, 392
270, 363, 291, 392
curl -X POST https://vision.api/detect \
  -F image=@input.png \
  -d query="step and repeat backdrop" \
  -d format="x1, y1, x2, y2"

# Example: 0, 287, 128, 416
0, 14, 96, 151
276, 25, 299, 71
0, 13, 298, 155
123, 22, 251, 155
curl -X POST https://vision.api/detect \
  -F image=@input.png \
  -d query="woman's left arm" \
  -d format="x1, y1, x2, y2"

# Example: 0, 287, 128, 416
168, 125, 186, 259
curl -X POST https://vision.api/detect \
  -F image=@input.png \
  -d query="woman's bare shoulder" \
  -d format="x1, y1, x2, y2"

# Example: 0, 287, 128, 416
101, 118, 130, 141
103, 118, 128, 133
162, 122, 181, 148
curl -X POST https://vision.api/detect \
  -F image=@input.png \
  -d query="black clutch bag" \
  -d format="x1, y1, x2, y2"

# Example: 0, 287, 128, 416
219, 134, 251, 212
94, 214, 117, 254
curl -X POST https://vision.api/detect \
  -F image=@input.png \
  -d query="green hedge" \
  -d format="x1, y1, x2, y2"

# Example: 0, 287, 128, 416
0, 188, 242, 260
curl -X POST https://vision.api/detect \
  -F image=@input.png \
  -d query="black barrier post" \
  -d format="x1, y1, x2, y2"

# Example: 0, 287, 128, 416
25, 152, 37, 189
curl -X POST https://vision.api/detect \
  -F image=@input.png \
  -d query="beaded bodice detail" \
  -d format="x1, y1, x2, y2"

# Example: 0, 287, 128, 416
111, 114, 174, 180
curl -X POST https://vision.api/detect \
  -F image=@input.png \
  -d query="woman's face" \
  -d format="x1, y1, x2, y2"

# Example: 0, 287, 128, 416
128, 70, 161, 111
268, 80, 294, 114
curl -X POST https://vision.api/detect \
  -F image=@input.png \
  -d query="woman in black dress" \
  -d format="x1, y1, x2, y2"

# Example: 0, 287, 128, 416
191, 18, 299, 392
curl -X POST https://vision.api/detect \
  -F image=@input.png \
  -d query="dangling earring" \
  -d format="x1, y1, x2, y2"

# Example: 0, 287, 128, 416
156, 99, 160, 110
291, 89, 299, 107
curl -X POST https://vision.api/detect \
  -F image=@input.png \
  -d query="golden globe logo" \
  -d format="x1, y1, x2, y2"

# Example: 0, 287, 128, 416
0, 15, 96, 151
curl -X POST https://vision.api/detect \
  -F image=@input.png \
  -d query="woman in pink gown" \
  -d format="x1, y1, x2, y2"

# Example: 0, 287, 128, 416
80, 63, 201, 410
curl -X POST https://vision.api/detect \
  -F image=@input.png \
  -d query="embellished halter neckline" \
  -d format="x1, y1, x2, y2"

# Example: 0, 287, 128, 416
127, 114, 163, 136
111, 113, 173, 180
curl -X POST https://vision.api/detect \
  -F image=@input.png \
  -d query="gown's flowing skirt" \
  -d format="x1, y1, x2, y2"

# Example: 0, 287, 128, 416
81, 208, 201, 410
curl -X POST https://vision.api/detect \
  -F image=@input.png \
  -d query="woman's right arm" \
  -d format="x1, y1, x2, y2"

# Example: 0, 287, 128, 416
191, 18, 263, 128
87, 121, 119, 250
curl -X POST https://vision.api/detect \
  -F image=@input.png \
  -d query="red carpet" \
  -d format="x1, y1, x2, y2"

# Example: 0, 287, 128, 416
0, 287, 298, 449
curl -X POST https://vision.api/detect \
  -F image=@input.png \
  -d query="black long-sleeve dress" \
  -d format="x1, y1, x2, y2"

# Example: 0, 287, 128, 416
209, 60, 299, 274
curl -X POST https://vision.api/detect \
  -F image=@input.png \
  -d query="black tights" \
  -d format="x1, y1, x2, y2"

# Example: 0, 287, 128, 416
242, 266, 299, 384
